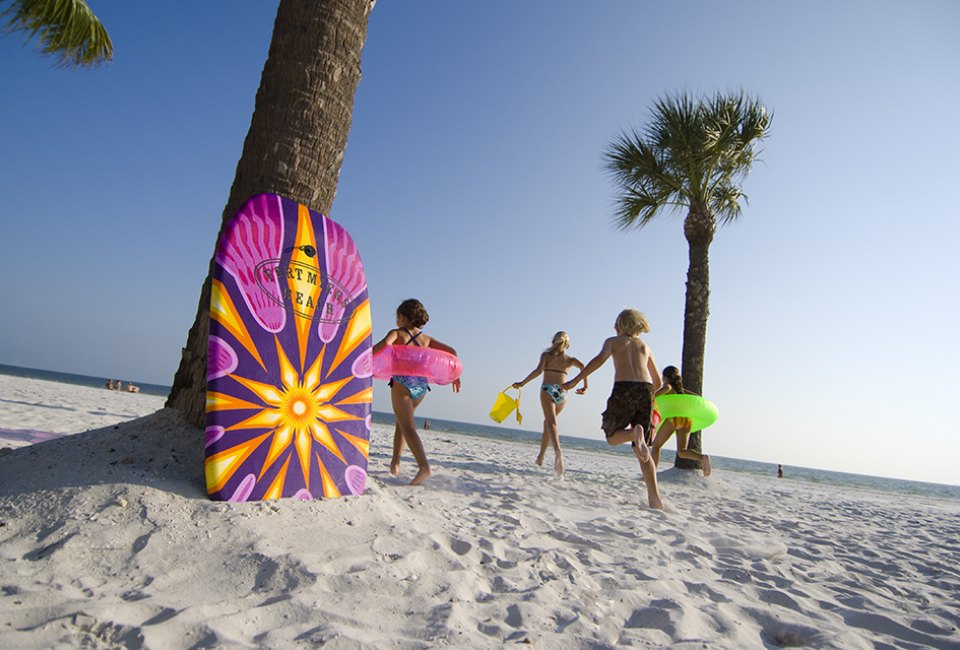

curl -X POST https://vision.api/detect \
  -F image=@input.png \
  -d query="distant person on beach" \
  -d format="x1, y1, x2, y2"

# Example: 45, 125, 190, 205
114, 380, 123, 391
126, 383, 140, 393
650, 366, 711, 477
372, 299, 460, 486
512, 331, 586, 477
563, 309, 664, 509
778, 464, 783, 479
105, 379, 114, 390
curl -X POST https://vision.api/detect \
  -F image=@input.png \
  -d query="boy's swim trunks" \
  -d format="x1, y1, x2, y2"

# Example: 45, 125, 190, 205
601, 381, 654, 441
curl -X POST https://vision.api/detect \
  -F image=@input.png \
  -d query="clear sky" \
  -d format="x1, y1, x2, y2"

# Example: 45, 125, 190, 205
2, 1, 958, 485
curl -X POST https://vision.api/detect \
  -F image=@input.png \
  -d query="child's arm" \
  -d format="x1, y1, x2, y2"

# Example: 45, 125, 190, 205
571, 357, 588, 394
563, 339, 613, 390
372, 328, 400, 355
428, 337, 461, 393
513, 354, 545, 389
427, 337, 457, 356
647, 353, 661, 392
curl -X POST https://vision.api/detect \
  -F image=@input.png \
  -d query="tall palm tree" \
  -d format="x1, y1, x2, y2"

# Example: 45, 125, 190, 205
166, 0, 374, 428
605, 91, 771, 469
1, 0, 113, 67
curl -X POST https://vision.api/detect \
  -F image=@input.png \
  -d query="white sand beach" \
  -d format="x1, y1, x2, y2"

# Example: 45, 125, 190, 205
0, 376, 167, 448
1, 376, 958, 648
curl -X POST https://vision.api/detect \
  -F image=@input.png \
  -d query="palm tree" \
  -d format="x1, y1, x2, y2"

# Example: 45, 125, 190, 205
605, 91, 771, 469
1, 0, 113, 67
166, 0, 374, 428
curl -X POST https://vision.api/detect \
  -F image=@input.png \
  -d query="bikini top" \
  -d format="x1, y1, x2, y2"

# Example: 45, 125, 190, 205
400, 327, 423, 347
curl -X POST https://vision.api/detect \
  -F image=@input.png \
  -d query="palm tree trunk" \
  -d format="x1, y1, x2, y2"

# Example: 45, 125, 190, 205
677, 204, 715, 469
166, 0, 373, 428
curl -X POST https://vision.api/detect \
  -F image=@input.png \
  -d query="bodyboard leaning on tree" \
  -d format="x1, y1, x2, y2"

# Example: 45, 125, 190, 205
204, 193, 373, 501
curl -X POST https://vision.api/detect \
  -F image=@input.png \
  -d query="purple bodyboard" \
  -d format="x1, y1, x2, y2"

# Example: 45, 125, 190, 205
204, 194, 372, 501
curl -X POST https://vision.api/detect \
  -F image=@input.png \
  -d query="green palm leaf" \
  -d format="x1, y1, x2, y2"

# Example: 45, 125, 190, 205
606, 90, 771, 227
2, 0, 113, 67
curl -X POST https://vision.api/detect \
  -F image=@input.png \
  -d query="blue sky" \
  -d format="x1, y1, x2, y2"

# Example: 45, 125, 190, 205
2, 1, 958, 485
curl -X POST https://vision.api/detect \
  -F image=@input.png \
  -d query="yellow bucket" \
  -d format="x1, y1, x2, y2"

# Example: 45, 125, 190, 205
489, 387, 522, 424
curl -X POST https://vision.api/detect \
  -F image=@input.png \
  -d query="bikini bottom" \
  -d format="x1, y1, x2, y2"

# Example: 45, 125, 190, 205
542, 384, 566, 405
389, 375, 430, 401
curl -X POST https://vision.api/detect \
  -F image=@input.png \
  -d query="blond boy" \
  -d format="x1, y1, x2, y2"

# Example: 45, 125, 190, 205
564, 309, 664, 509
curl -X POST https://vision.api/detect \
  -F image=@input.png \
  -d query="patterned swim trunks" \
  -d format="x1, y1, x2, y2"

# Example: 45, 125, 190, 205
601, 381, 654, 441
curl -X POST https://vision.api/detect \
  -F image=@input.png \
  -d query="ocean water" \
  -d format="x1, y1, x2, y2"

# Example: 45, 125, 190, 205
2, 364, 957, 501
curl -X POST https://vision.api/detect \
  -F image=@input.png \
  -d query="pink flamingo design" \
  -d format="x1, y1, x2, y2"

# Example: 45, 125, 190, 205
215, 194, 286, 333
207, 336, 238, 381
318, 216, 366, 343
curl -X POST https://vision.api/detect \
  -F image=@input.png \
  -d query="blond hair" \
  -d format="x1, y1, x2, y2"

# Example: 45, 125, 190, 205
615, 309, 650, 337
545, 331, 570, 354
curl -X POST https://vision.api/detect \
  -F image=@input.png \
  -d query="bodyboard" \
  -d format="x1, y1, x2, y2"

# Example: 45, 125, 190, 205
204, 193, 373, 501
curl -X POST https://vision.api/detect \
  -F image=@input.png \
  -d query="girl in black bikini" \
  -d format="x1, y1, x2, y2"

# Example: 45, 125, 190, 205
372, 299, 460, 486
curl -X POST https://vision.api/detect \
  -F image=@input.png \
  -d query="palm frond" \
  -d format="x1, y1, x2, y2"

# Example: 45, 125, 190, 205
2, 0, 113, 67
604, 90, 772, 232
710, 184, 745, 224
611, 184, 681, 231
605, 129, 686, 230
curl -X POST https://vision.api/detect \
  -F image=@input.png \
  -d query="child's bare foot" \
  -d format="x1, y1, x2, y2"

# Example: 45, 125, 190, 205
701, 455, 712, 477
390, 459, 400, 476
409, 466, 432, 486
648, 495, 665, 510
554, 455, 564, 477
535, 453, 545, 466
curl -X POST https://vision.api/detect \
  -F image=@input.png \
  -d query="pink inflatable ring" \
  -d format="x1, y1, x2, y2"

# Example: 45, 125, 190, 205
372, 345, 462, 386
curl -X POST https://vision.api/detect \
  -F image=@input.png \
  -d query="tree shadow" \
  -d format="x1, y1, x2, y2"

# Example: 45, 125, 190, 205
0, 409, 208, 500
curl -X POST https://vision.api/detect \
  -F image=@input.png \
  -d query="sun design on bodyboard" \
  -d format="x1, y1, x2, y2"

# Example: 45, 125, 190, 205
204, 195, 372, 501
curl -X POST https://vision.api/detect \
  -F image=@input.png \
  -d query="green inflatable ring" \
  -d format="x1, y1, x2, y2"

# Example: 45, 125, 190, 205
654, 394, 718, 432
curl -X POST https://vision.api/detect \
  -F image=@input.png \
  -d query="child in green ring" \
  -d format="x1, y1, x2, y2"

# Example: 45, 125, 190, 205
651, 366, 712, 477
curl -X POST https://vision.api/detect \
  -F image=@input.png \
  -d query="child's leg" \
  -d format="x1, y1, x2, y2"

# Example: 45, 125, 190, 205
538, 390, 564, 474
536, 390, 552, 466
390, 424, 404, 475
650, 421, 676, 468
621, 426, 663, 508
630, 425, 648, 461
675, 430, 711, 477
390, 383, 430, 485
551, 400, 565, 476
637, 447, 664, 510
605, 429, 635, 446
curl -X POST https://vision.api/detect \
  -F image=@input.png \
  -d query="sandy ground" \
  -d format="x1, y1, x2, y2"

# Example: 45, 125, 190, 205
0, 376, 958, 648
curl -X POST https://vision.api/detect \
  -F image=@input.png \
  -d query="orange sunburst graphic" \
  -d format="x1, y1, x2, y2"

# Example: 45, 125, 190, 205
211, 279, 267, 371
206, 335, 368, 499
